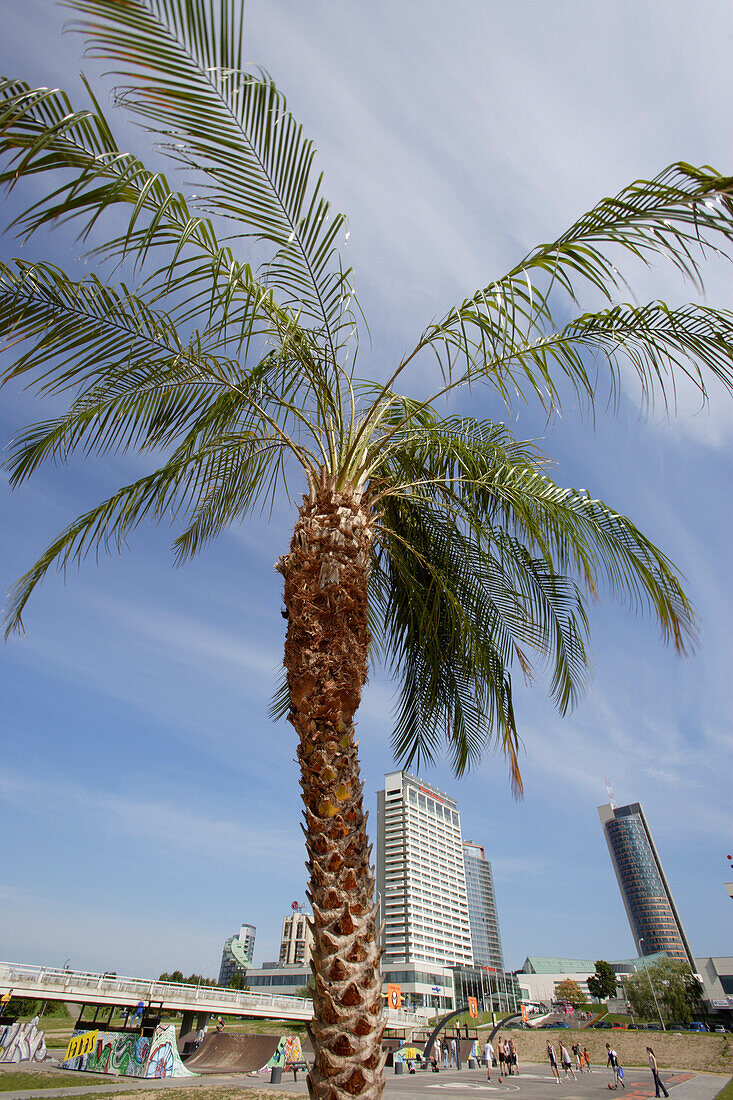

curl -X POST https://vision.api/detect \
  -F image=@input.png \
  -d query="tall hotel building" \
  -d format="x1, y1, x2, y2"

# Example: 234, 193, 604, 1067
376, 771, 473, 967
463, 840, 505, 971
599, 802, 695, 967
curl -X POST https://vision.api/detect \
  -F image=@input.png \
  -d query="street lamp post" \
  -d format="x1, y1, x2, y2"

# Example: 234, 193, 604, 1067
638, 937, 666, 1031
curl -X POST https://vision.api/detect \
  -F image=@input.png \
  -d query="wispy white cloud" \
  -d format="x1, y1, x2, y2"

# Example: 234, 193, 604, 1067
0, 768, 300, 866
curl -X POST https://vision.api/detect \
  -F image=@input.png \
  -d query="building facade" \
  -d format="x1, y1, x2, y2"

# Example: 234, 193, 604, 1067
376, 771, 473, 971
279, 908, 313, 967
463, 840, 504, 971
516, 953, 664, 1005
598, 802, 695, 967
218, 922, 256, 987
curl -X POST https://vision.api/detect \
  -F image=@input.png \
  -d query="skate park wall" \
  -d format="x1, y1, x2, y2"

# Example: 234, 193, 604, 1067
62, 1024, 194, 1078
184, 1031, 304, 1074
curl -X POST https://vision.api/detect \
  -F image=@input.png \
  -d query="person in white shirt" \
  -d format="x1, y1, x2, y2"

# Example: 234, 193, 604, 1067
483, 1039, 494, 1080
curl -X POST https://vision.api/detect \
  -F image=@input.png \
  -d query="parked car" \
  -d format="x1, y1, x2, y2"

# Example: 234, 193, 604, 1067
687, 1022, 707, 1032
611, 1023, 627, 1029
591, 1021, 613, 1029
645, 1024, 662, 1031
713, 1025, 727, 1033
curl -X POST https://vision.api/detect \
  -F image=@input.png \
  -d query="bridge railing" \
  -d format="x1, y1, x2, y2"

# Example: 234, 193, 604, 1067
0, 961, 425, 1024
0, 961, 311, 1014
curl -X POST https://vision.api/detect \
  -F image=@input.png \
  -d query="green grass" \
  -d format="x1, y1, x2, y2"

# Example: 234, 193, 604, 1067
207, 1017, 308, 1036
0, 1069, 112, 1091
713, 1077, 733, 1100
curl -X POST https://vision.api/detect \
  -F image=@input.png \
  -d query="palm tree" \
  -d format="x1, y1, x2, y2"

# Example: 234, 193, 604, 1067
2, 3, 733, 1098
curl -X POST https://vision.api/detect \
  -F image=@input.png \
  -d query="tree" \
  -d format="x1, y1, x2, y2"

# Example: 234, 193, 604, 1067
624, 959, 704, 1024
228, 973, 249, 992
554, 980, 586, 1007
587, 961, 617, 1002
2, 4, 733, 1099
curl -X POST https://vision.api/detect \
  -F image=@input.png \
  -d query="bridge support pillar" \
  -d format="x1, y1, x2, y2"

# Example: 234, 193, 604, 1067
179, 1011, 196, 1039
195, 1012, 210, 1031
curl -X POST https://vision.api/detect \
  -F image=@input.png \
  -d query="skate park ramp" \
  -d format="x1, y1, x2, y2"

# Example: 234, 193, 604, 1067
184, 1032, 281, 1074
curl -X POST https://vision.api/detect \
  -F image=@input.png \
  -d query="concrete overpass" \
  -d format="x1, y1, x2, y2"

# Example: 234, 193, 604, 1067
0, 960, 422, 1027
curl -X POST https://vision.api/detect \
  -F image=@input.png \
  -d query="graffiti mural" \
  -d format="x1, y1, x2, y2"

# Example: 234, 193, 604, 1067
262, 1034, 304, 1072
145, 1025, 194, 1078
0, 1020, 47, 1064
63, 1030, 149, 1077
393, 1045, 421, 1065
62, 1025, 193, 1079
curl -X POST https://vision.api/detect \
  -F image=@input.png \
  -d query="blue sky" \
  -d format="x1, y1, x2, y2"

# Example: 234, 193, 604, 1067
1, 0, 732, 979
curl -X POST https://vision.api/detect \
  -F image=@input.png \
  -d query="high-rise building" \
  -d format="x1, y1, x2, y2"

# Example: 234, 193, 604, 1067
462, 840, 504, 971
218, 922, 256, 986
599, 802, 694, 967
279, 908, 313, 966
376, 771, 473, 968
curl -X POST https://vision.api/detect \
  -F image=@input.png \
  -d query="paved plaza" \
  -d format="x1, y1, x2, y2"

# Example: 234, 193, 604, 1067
0, 1061, 728, 1100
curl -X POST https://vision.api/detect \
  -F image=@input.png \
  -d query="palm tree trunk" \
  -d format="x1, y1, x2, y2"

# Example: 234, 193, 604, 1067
277, 478, 385, 1100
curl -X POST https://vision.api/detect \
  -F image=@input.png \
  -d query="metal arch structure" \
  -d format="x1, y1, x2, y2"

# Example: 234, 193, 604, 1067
422, 1008, 525, 1060
487, 1012, 524, 1042
422, 1006, 472, 1059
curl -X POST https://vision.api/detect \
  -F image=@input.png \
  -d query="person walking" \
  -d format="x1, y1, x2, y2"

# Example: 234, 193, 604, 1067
483, 1038, 495, 1081
434, 1037, 442, 1070
450, 1036, 458, 1068
606, 1043, 625, 1089
508, 1038, 518, 1075
443, 1037, 449, 1068
546, 1040, 561, 1085
559, 1041, 576, 1080
583, 1047, 592, 1073
572, 1042, 583, 1073
647, 1047, 669, 1098
497, 1038, 506, 1077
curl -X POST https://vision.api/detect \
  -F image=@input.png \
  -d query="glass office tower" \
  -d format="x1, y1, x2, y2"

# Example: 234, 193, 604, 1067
462, 840, 505, 971
599, 802, 694, 967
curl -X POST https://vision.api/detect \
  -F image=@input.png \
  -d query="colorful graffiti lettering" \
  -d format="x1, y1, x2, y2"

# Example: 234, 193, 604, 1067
62, 1025, 192, 1079
0, 1020, 47, 1064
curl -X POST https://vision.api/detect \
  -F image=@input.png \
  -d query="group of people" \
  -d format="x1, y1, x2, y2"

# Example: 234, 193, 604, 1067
482, 1036, 519, 1081
544, 1039, 668, 1098
432, 1035, 459, 1069
546, 1039, 592, 1082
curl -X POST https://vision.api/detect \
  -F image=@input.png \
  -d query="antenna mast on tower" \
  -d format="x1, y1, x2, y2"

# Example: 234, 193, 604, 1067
604, 777, 616, 809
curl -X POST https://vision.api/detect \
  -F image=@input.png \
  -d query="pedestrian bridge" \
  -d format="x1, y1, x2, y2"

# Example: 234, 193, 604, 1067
0, 960, 423, 1026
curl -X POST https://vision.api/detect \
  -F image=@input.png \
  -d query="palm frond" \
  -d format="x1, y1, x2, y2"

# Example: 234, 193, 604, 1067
367, 414, 695, 785
65, 0, 357, 352
403, 163, 733, 412
4, 426, 291, 638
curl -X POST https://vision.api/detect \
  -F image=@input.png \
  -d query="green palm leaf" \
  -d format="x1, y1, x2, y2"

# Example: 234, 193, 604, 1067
404, 163, 733, 410
65, 0, 356, 351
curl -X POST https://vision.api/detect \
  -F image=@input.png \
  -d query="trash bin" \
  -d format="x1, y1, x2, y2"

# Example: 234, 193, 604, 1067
394, 1061, 404, 1075
468, 1057, 477, 1069
270, 1066, 283, 1084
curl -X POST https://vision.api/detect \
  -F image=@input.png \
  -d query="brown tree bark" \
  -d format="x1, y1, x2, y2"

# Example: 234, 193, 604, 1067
277, 477, 385, 1100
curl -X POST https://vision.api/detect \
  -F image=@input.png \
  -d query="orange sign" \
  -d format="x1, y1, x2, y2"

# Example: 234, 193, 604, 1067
520, 1003, 529, 1024
468, 996, 479, 1019
387, 983, 402, 1009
